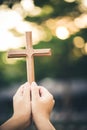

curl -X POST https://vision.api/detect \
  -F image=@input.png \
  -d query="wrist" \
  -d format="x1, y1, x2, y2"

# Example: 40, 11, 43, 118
12, 114, 30, 129
33, 116, 55, 130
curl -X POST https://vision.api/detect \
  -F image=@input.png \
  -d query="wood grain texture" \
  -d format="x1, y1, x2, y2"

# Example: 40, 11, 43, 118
8, 31, 51, 84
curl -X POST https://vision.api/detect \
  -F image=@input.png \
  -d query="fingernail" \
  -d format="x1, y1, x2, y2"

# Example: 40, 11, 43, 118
24, 82, 30, 88
31, 81, 37, 87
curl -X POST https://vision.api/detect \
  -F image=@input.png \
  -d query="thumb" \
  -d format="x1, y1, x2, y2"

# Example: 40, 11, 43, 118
40, 87, 50, 97
40, 87, 55, 106
23, 82, 31, 101
31, 82, 40, 100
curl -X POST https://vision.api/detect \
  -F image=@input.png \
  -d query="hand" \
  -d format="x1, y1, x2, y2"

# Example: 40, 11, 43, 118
13, 82, 31, 128
0, 82, 55, 130
0, 82, 31, 130
31, 82, 55, 130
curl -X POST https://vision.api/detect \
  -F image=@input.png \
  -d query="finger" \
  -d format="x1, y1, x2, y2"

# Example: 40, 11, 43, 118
14, 83, 25, 96
39, 87, 52, 98
23, 82, 31, 101
31, 82, 40, 100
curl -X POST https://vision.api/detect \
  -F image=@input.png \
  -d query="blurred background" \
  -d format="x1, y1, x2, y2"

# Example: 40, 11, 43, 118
0, 0, 87, 129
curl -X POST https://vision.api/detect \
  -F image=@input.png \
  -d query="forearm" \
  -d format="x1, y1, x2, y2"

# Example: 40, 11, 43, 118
0, 116, 27, 130
34, 117, 56, 130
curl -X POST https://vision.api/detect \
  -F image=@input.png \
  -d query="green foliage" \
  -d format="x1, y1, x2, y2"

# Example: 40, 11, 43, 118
0, 32, 87, 87
34, 36, 87, 80
0, 52, 27, 87
0, 0, 87, 88
25, 0, 79, 24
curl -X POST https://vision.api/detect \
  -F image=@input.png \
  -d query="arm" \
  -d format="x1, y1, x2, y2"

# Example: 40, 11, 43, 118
0, 82, 31, 130
0, 116, 26, 130
31, 82, 56, 130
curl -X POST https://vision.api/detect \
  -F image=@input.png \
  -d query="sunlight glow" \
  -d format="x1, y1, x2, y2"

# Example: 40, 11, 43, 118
74, 14, 87, 28
82, 43, 87, 55
73, 36, 85, 49
16, 21, 32, 33
56, 26, 69, 40
0, 31, 23, 51
12, 3, 24, 16
0, 0, 87, 51
21, 0, 34, 11
0, 10, 22, 30
0, 8, 23, 51
0, 5, 43, 51
81, 0, 87, 7
84, 43, 87, 53
64, 0, 76, 3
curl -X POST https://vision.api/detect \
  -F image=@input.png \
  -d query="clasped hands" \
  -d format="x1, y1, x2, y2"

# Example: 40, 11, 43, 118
1, 82, 55, 130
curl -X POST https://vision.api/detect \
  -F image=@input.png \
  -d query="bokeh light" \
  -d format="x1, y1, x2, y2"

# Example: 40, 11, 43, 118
0, 30, 24, 51
56, 26, 70, 40
21, 0, 34, 12
74, 14, 87, 29
73, 36, 85, 48
81, 0, 87, 8
84, 43, 87, 54
64, 0, 76, 3
0, 0, 87, 52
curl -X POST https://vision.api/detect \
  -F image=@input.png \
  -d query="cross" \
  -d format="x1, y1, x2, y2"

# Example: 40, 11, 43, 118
8, 32, 51, 84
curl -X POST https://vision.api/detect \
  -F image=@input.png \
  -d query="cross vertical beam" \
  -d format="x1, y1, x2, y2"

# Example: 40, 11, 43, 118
8, 31, 51, 84
26, 32, 35, 84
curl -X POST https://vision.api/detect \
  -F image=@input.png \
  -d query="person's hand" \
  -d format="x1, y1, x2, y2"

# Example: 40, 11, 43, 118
31, 82, 55, 130
0, 82, 31, 130
13, 82, 31, 128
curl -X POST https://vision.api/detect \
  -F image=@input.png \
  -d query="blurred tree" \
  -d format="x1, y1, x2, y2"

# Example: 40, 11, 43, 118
0, 0, 87, 87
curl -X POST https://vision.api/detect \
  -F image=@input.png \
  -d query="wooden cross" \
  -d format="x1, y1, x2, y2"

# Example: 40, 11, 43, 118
8, 32, 51, 84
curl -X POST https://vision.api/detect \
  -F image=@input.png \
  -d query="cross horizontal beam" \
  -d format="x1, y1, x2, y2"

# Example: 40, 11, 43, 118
8, 32, 51, 84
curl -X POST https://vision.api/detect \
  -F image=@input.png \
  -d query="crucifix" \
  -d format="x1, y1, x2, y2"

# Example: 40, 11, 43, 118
8, 32, 51, 84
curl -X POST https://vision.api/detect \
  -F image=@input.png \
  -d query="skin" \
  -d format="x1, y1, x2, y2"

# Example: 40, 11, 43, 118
0, 82, 31, 130
31, 82, 55, 130
0, 82, 56, 130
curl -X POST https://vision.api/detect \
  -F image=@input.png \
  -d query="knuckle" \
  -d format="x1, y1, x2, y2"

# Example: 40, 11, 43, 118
49, 94, 54, 101
53, 99, 55, 104
50, 94, 54, 100
13, 95, 15, 100
50, 94, 55, 103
